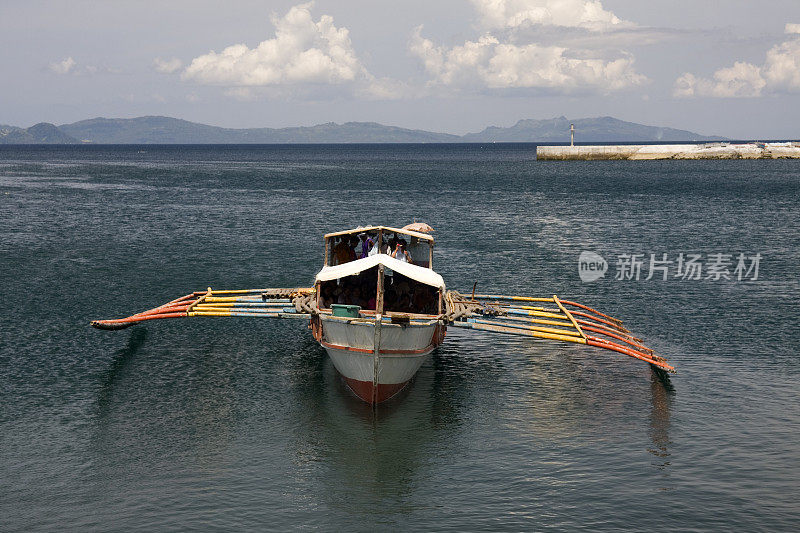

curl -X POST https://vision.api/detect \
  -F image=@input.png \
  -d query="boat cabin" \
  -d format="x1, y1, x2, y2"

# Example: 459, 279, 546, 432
316, 226, 443, 317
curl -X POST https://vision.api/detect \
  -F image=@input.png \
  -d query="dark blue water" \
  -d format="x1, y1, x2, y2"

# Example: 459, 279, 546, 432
1, 144, 798, 531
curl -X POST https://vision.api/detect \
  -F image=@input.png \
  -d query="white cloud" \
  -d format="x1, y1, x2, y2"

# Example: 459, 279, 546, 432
470, 0, 631, 31
410, 1, 645, 93
763, 31, 800, 91
410, 26, 646, 92
49, 57, 76, 74
675, 23, 800, 98
674, 63, 765, 98
47, 57, 117, 76
182, 2, 398, 99
153, 57, 183, 74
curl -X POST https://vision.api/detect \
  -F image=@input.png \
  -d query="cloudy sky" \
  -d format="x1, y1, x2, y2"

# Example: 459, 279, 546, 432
2, 0, 800, 138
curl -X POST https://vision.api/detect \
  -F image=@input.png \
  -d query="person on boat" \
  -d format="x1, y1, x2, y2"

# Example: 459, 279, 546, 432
337, 285, 352, 305
413, 287, 436, 314
348, 236, 359, 260
358, 233, 374, 259
368, 236, 390, 256
332, 238, 349, 265
383, 287, 397, 311
365, 293, 376, 310
319, 284, 334, 308
394, 281, 413, 313
391, 240, 413, 264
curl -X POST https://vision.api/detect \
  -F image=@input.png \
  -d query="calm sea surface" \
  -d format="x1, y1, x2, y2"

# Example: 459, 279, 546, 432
1, 144, 798, 531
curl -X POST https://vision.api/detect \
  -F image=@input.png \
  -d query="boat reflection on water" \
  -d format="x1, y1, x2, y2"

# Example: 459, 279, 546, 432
288, 341, 468, 504
90, 323, 673, 517
648, 371, 674, 475
288, 332, 675, 512
93, 325, 242, 472
452, 330, 674, 464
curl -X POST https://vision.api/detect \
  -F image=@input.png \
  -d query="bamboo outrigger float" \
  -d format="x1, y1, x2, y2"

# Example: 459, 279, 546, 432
92, 224, 674, 404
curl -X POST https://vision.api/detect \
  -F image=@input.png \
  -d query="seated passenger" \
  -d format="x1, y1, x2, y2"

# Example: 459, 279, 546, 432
319, 285, 334, 308
413, 288, 436, 314
391, 281, 411, 312
337, 286, 352, 305
350, 286, 366, 308
396, 292, 412, 313
383, 288, 397, 311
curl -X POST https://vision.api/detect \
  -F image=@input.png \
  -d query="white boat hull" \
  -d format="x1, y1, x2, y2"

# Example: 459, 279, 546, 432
314, 315, 444, 403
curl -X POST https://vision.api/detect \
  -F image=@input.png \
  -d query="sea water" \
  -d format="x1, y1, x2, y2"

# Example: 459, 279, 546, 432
1, 144, 798, 530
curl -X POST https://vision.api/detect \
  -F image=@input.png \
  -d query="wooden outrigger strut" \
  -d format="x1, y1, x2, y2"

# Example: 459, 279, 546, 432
443, 292, 673, 373
92, 287, 674, 374
91, 287, 316, 330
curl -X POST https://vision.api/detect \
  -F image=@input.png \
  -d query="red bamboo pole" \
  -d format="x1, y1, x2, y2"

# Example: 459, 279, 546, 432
559, 299, 622, 324
569, 310, 630, 333
579, 324, 653, 354
585, 335, 674, 372
574, 318, 643, 343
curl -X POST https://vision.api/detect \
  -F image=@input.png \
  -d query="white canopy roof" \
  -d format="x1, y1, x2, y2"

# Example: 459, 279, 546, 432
315, 254, 446, 290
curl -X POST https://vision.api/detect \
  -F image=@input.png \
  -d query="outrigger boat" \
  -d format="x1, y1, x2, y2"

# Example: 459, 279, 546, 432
92, 224, 675, 404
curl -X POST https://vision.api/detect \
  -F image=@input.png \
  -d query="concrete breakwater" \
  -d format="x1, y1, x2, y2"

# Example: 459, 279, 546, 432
536, 142, 800, 160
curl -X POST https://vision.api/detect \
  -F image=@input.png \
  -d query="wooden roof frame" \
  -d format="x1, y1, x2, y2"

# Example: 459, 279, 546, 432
323, 225, 435, 243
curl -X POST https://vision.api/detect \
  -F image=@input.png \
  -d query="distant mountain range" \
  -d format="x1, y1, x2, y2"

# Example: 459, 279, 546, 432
0, 115, 723, 144
461, 116, 721, 143
0, 122, 79, 144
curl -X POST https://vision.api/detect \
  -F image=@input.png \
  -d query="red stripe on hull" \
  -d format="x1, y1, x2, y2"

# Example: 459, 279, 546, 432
342, 376, 410, 404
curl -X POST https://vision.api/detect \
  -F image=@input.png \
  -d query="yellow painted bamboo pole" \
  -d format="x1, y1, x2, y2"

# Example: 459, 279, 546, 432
188, 311, 232, 317
192, 306, 287, 313
204, 289, 271, 295
194, 302, 288, 309
469, 322, 587, 344
505, 308, 567, 320
469, 319, 582, 338
507, 305, 563, 314
493, 315, 576, 329
472, 294, 554, 303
